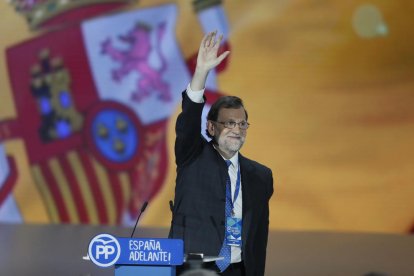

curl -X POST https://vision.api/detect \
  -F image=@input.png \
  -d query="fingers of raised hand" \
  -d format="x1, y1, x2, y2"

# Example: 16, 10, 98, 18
203, 31, 219, 48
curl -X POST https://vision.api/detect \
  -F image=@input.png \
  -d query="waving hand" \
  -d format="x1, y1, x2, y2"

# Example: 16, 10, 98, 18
190, 31, 230, 91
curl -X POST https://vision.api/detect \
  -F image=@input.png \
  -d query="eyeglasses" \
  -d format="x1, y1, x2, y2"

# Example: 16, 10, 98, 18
214, 121, 250, 130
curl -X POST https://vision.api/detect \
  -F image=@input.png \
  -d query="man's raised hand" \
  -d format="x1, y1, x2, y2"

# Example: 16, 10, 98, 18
196, 31, 230, 72
190, 31, 230, 91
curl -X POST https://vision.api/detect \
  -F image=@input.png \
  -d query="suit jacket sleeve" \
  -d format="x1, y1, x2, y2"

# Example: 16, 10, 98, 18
175, 91, 206, 167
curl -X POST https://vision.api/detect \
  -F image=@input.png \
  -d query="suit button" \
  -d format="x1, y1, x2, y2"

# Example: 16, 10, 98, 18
221, 221, 224, 226
221, 198, 225, 202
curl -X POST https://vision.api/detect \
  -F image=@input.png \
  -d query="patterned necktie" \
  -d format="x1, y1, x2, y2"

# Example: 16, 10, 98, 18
216, 159, 232, 272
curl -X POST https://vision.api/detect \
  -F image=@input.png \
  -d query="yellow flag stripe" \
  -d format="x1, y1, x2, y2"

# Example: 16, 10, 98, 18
7, 141, 49, 223
31, 165, 60, 223
91, 158, 117, 225
67, 151, 99, 225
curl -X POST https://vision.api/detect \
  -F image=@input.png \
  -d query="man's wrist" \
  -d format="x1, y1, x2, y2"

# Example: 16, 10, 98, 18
190, 67, 210, 91
186, 84, 204, 103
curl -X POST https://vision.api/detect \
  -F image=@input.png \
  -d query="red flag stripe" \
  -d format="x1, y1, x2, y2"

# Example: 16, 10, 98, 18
40, 161, 69, 223
59, 153, 89, 223
108, 171, 124, 224
128, 166, 141, 218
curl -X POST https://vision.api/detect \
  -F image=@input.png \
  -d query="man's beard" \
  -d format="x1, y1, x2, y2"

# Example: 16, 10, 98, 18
216, 134, 245, 154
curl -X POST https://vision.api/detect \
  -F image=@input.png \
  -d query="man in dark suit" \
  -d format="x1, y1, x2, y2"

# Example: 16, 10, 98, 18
169, 31, 274, 276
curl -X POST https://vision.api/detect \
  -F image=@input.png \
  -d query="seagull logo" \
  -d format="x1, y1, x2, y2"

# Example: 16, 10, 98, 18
88, 234, 121, 267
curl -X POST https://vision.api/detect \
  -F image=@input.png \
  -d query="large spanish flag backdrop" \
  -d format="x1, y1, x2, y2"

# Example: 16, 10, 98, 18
0, 0, 413, 234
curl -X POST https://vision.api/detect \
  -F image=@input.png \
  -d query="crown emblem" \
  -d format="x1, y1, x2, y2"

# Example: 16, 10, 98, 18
10, 0, 132, 30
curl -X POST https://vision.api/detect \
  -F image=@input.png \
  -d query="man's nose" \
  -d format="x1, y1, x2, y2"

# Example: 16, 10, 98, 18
231, 125, 242, 133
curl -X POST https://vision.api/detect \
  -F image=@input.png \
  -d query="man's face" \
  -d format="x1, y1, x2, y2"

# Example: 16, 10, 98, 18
207, 107, 247, 159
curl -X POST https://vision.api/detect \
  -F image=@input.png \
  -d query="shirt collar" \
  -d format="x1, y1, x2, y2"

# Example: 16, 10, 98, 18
212, 144, 239, 167
228, 152, 239, 168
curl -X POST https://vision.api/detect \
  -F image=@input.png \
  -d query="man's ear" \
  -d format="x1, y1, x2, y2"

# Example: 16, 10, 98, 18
207, 120, 215, 136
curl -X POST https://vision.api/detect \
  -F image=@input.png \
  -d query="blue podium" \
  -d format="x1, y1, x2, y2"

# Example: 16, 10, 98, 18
88, 234, 184, 276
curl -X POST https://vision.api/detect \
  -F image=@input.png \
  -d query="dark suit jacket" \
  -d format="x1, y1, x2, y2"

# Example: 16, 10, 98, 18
169, 92, 274, 276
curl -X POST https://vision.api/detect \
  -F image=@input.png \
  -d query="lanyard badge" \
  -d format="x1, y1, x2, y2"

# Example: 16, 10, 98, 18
226, 164, 242, 247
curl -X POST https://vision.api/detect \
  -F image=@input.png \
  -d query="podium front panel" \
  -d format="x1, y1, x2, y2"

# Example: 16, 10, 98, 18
115, 265, 175, 276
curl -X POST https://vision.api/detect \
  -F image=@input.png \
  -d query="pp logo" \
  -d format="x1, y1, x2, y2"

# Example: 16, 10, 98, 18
88, 234, 121, 267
